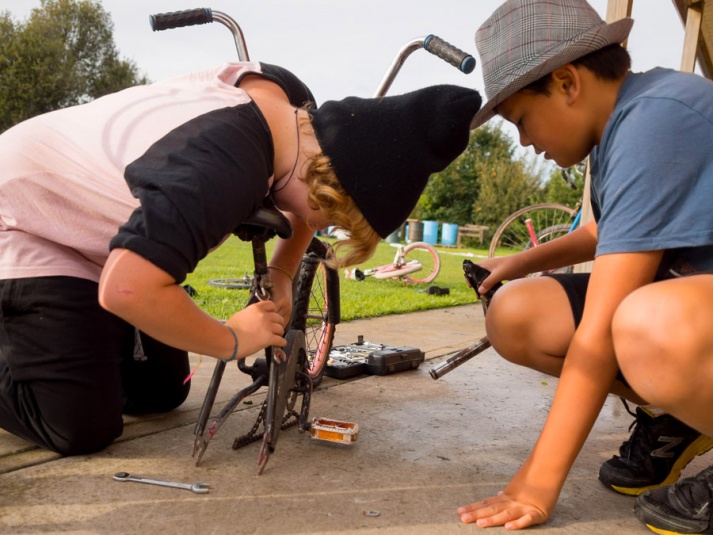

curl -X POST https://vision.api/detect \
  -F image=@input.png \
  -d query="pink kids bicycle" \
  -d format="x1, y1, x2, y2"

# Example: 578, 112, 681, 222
345, 241, 441, 285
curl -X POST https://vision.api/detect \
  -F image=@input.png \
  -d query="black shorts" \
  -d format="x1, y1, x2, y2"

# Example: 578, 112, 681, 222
545, 272, 629, 386
0, 276, 190, 455
545, 273, 590, 328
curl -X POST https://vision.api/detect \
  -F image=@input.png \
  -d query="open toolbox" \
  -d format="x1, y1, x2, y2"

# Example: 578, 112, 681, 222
325, 335, 425, 379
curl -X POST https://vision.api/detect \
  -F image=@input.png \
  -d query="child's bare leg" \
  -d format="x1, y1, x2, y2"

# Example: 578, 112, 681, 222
613, 274, 713, 436
486, 276, 574, 376
487, 275, 647, 404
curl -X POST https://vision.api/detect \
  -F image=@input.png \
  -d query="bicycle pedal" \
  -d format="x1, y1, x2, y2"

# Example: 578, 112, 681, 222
309, 417, 359, 445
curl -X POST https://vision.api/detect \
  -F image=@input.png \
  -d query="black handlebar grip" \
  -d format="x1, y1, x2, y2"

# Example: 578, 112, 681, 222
423, 35, 476, 74
149, 8, 213, 32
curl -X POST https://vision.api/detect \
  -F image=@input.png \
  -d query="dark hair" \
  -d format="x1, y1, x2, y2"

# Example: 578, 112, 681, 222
524, 44, 631, 95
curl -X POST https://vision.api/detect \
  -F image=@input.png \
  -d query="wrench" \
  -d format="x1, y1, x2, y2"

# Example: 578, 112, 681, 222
113, 471, 210, 494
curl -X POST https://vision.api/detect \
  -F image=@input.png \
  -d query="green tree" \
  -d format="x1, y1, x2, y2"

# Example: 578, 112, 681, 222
0, 0, 147, 132
414, 122, 545, 239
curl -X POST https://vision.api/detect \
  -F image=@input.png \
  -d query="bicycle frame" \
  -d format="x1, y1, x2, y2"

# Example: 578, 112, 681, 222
353, 245, 424, 280
347, 241, 441, 285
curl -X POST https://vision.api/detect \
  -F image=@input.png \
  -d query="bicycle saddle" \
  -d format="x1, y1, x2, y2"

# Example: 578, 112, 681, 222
234, 203, 293, 242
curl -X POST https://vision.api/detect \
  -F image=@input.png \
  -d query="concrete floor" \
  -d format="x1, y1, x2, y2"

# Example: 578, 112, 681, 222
1, 303, 710, 534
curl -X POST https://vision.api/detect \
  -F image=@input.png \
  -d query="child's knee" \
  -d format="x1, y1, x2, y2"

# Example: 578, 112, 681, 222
487, 280, 545, 359
614, 286, 683, 364
613, 285, 701, 406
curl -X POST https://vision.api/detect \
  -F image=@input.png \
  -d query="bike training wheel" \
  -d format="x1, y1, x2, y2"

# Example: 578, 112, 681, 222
291, 240, 339, 387
402, 241, 440, 284
488, 203, 577, 259
207, 276, 253, 290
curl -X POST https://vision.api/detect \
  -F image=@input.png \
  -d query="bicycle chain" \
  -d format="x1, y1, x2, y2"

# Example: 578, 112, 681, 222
232, 390, 301, 450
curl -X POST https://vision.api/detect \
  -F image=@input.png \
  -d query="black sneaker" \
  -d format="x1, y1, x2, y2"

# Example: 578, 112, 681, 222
634, 465, 713, 534
599, 404, 713, 496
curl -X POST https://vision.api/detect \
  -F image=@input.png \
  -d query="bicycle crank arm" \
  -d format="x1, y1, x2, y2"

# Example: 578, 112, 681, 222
257, 330, 305, 475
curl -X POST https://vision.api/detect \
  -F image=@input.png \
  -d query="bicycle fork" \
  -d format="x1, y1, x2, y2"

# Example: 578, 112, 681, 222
192, 236, 314, 473
257, 330, 310, 474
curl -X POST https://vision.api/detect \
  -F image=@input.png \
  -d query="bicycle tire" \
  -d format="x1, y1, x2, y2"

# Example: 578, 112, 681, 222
402, 241, 440, 284
488, 203, 577, 259
291, 240, 339, 387
207, 277, 252, 290
532, 223, 575, 275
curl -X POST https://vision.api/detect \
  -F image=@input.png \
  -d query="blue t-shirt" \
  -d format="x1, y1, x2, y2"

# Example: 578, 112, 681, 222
590, 68, 713, 278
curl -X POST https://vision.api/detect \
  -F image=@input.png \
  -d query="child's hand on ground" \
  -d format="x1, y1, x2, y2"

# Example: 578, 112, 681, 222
226, 301, 286, 359
457, 490, 549, 530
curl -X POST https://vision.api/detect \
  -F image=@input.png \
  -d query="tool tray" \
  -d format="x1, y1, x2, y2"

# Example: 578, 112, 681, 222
326, 338, 424, 379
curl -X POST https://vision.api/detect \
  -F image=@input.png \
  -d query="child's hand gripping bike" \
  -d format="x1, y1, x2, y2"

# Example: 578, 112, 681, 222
149, 7, 474, 473
345, 241, 441, 285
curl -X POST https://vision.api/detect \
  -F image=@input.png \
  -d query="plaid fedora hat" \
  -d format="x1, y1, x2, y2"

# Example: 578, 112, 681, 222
471, 0, 633, 129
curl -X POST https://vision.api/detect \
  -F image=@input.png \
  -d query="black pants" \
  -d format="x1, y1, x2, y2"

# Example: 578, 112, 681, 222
0, 276, 190, 455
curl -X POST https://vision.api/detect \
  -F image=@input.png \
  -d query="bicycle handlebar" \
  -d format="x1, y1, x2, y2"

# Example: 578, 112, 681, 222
150, 9, 474, 100
149, 8, 212, 30
424, 35, 475, 74
149, 8, 249, 61
374, 35, 475, 97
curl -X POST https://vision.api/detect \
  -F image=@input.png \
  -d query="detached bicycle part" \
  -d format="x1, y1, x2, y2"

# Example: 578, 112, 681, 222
309, 417, 359, 445
374, 35, 475, 97
429, 336, 491, 380
463, 260, 503, 315
429, 262, 502, 379
257, 329, 305, 474
149, 8, 250, 61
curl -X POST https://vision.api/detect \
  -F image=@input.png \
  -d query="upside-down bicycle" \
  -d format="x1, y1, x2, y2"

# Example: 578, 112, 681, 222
150, 7, 474, 473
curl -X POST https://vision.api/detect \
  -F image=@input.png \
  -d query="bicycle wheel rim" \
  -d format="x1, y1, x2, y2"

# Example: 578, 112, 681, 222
292, 253, 335, 386
402, 241, 440, 284
207, 277, 252, 289
489, 203, 576, 258
305, 262, 333, 379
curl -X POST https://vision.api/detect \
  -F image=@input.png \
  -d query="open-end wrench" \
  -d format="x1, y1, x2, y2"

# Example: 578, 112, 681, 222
113, 471, 210, 494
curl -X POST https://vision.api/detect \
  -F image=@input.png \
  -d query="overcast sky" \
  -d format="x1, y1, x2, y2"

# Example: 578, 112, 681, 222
2, 0, 693, 160
3, 0, 690, 104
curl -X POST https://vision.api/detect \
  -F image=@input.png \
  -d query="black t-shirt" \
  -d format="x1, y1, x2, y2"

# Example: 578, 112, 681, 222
110, 63, 315, 283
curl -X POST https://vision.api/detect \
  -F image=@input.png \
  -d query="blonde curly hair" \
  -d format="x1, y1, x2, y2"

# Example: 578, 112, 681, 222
301, 152, 381, 269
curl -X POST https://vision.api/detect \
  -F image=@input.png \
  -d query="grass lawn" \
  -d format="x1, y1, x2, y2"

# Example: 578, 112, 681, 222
184, 236, 489, 322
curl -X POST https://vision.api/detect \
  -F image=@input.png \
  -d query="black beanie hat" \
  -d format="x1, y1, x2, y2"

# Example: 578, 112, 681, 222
309, 85, 482, 238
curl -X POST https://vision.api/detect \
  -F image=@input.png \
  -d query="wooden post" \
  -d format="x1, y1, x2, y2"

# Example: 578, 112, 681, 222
680, 1, 704, 72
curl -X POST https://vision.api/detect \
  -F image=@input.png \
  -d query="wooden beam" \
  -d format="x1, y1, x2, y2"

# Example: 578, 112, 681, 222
681, 2, 703, 72
672, 0, 713, 78
606, 0, 634, 46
